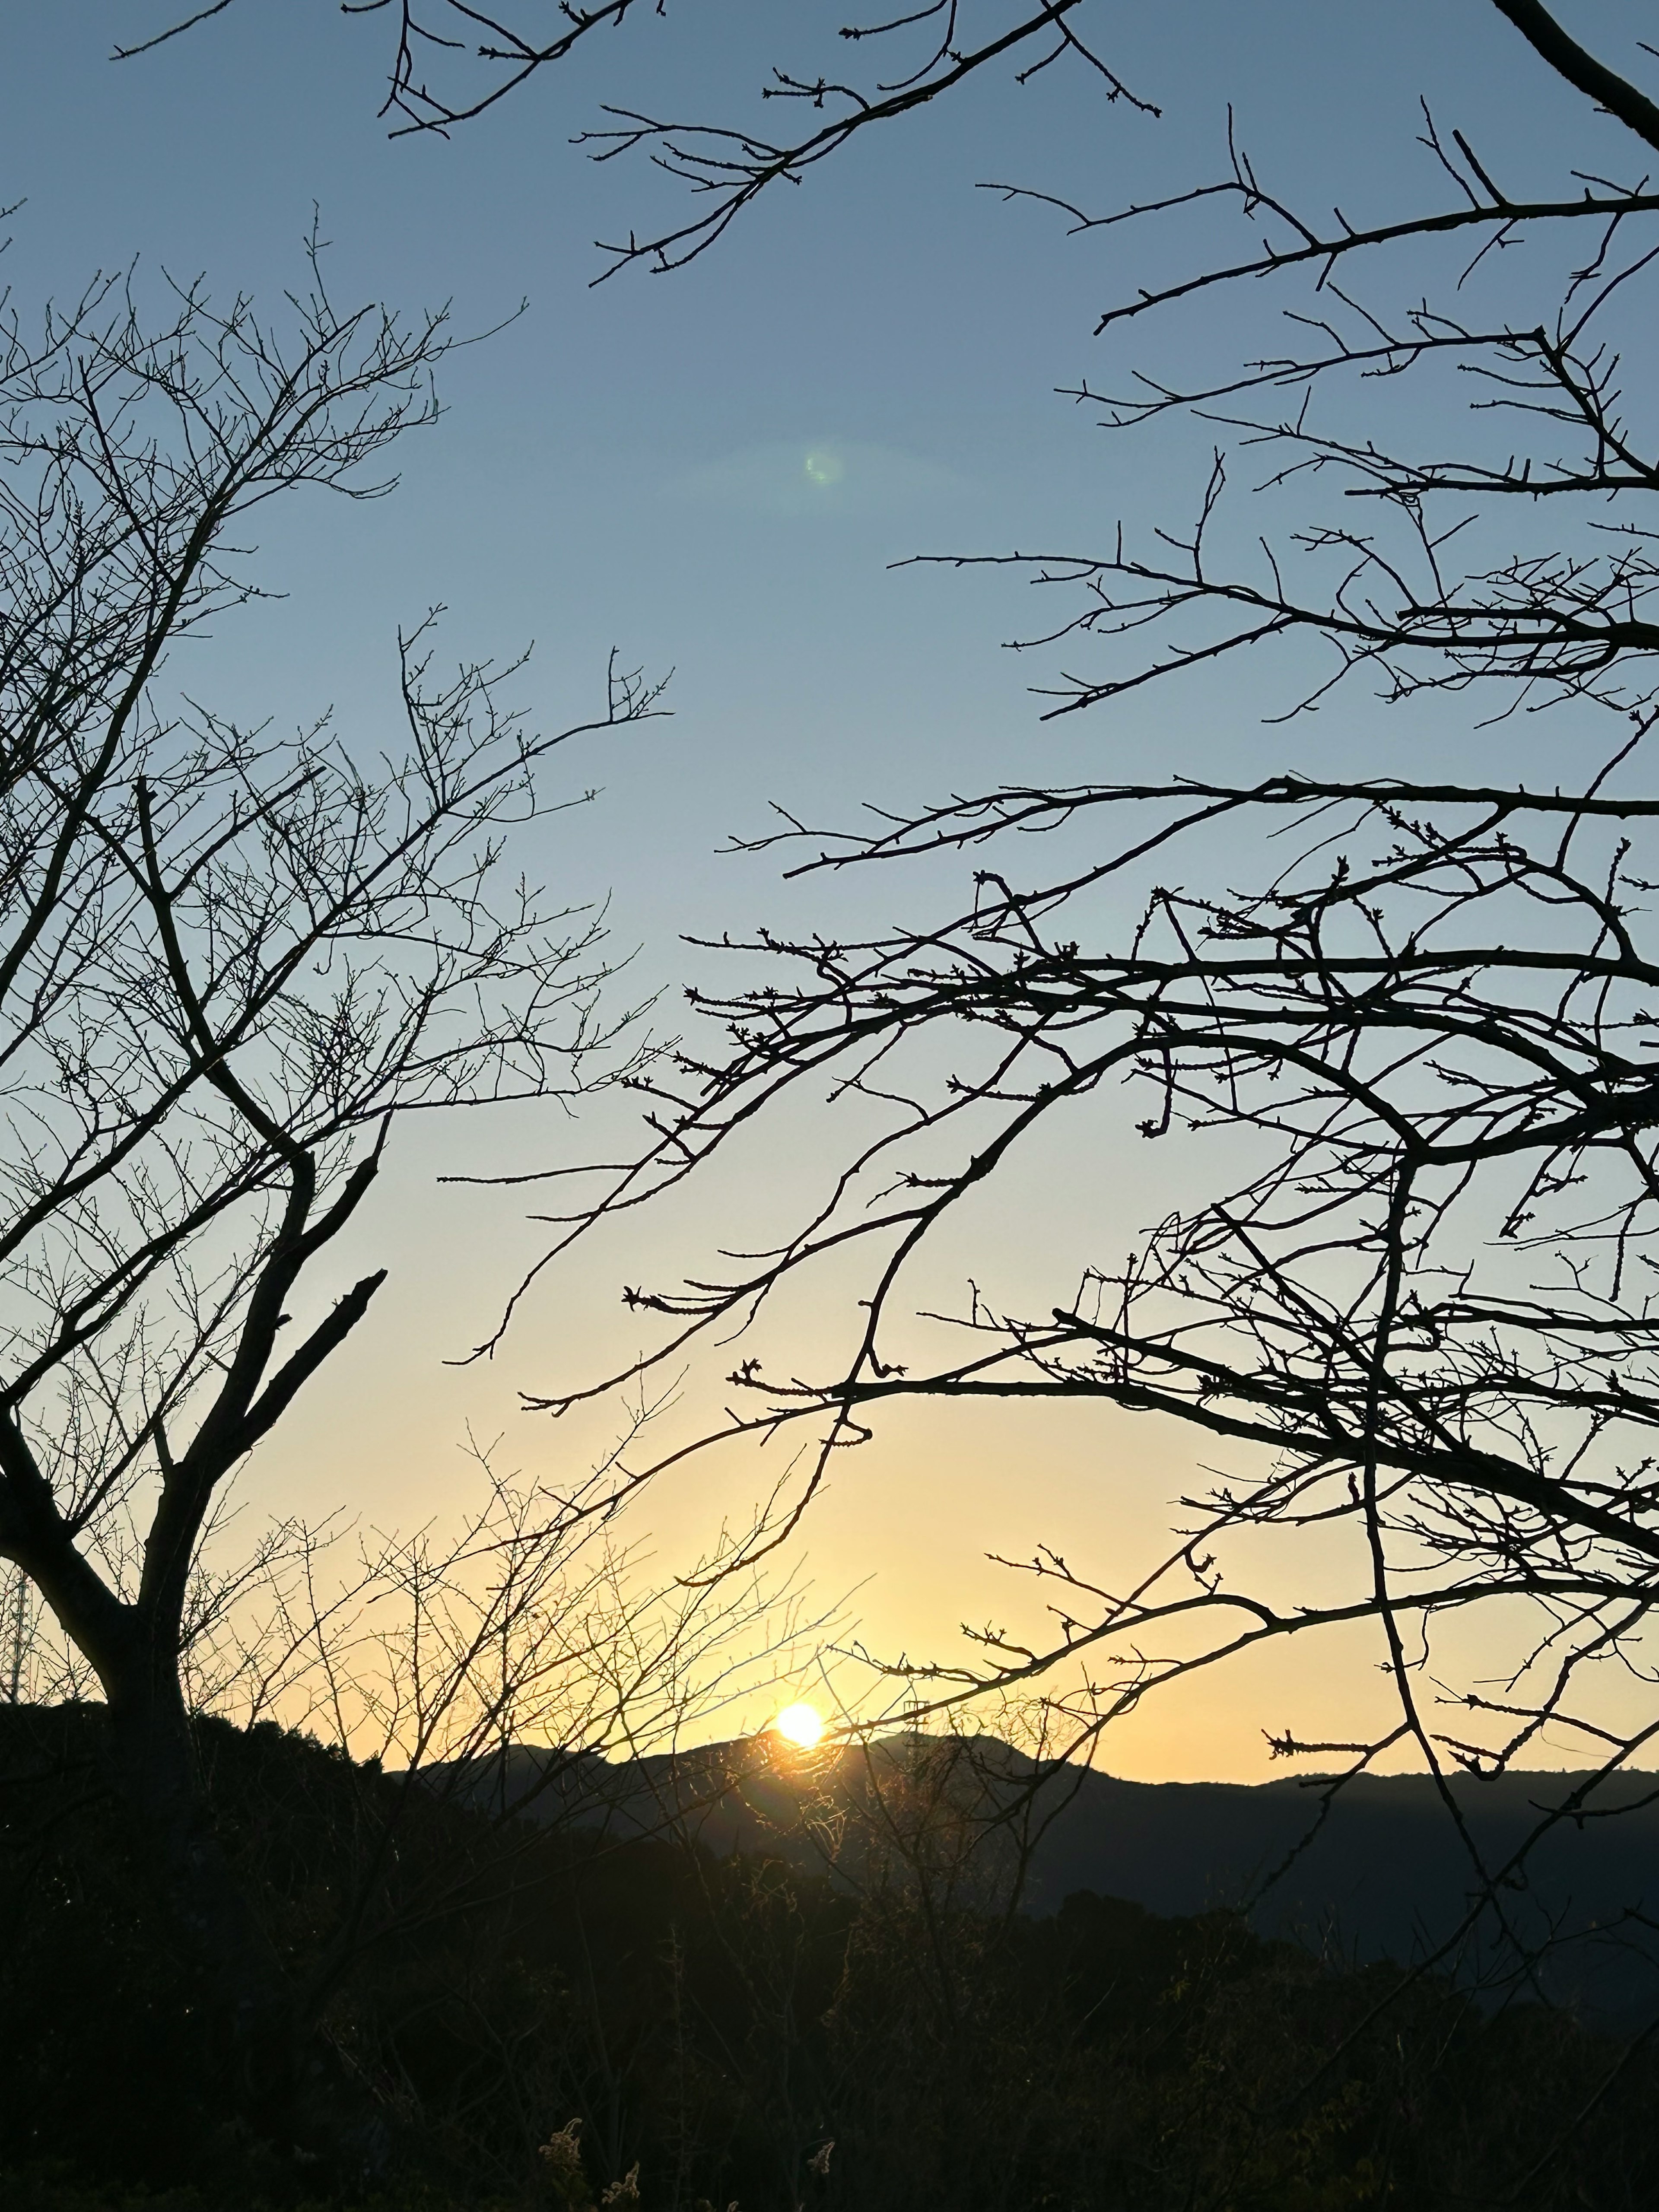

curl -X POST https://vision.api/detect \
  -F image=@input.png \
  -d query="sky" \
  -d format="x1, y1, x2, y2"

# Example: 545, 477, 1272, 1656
5, 2, 1656, 1777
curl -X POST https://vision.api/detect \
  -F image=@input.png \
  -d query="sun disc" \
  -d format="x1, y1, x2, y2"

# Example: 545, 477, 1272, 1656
774, 1700, 825, 1749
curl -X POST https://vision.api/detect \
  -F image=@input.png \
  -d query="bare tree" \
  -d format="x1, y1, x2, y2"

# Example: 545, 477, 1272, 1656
394, 2, 1659, 1981
116, 0, 1155, 274
123, 0, 1659, 1978
0, 248, 666, 2131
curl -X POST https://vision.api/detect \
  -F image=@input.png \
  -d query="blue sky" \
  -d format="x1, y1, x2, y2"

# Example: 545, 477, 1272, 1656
8, 3, 1656, 1773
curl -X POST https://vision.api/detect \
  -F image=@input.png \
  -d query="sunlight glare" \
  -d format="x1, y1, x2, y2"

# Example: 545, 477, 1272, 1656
773, 1700, 825, 1749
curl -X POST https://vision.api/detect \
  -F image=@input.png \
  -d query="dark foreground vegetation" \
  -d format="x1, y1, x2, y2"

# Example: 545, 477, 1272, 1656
2, 1704, 1655, 2212
13, 11, 1659, 2205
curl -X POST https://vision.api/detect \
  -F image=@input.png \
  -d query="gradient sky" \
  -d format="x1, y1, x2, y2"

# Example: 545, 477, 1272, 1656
5, 3, 1652, 1776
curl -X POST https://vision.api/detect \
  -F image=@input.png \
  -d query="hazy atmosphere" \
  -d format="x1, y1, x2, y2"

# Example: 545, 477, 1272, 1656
6, 0, 1627, 1778
9, 6, 1659, 2206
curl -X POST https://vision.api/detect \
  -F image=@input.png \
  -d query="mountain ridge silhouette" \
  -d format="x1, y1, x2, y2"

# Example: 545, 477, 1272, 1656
437, 1729, 1659, 2021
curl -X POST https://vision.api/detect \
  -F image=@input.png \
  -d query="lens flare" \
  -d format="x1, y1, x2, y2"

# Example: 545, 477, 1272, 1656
773, 1700, 825, 1748
803, 448, 845, 487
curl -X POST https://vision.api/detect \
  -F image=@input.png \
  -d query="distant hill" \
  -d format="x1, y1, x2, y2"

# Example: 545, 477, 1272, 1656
15, 1703, 1659, 2209
438, 1731, 1659, 2023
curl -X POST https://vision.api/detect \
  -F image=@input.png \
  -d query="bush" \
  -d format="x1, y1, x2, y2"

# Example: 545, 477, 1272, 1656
3, 1704, 1655, 2210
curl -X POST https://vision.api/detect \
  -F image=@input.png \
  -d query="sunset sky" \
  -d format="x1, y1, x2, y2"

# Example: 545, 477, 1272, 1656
5, 2, 1646, 1776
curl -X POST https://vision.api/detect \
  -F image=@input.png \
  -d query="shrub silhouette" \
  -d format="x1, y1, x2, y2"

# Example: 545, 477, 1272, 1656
3, 1703, 1656, 2210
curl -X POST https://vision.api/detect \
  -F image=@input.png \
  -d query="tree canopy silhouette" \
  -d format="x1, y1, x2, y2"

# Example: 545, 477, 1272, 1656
109, 0, 1659, 2039
394, 2, 1659, 1849
0, 245, 665, 2133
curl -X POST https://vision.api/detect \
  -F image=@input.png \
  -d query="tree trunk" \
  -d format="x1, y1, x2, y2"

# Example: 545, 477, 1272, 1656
102, 1648, 302, 2139
9, 1520, 388, 2170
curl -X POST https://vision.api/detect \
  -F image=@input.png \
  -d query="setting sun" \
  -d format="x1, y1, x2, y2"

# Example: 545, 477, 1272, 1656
773, 1701, 825, 1750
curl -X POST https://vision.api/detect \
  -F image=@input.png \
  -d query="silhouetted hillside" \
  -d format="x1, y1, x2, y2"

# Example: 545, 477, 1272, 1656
455, 1730, 1659, 2019
10, 1702, 1659, 2210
